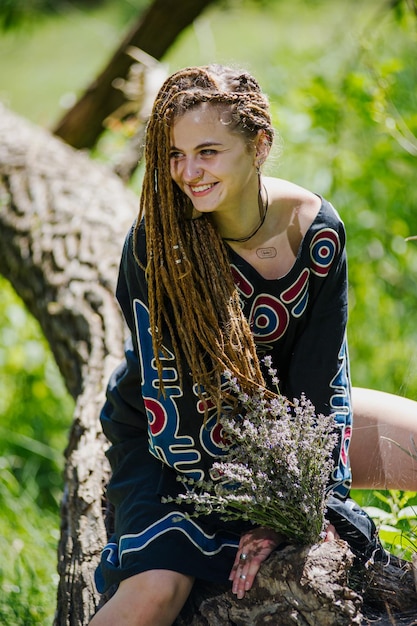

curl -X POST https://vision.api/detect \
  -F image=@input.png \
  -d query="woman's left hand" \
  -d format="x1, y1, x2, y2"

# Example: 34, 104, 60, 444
229, 527, 283, 599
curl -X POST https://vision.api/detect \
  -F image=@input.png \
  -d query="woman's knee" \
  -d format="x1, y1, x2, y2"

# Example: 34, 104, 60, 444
89, 570, 194, 626
124, 569, 194, 610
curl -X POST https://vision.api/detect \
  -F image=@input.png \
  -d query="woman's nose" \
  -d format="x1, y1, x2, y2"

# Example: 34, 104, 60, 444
183, 158, 203, 183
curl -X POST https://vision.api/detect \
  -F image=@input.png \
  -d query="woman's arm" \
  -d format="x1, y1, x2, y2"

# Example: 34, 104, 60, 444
100, 224, 150, 447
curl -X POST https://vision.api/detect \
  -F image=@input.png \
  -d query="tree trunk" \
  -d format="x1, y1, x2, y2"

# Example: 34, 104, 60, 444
52, 0, 217, 149
0, 104, 136, 624
176, 541, 363, 626
1, 106, 417, 624
175, 543, 417, 625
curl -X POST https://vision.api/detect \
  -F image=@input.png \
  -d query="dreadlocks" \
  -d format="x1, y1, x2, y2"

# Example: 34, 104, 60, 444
133, 65, 275, 412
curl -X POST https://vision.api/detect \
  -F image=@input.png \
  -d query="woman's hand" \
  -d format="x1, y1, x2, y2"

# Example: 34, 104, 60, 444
324, 523, 339, 542
229, 523, 340, 600
229, 527, 283, 599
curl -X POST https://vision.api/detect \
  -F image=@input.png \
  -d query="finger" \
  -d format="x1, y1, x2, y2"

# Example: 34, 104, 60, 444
324, 523, 340, 542
232, 564, 251, 599
231, 550, 261, 597
229, 548, 249, 582
232, 556, 263, 599
242, 557, 261, 591
230, 544, 251, 596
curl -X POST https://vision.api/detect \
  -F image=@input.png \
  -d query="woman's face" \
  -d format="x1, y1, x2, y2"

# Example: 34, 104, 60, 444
169, 103, 259, 216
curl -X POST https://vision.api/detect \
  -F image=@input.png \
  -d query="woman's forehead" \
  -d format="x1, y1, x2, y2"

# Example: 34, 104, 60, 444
173, 101, 233, 125
169, 107, 239, 150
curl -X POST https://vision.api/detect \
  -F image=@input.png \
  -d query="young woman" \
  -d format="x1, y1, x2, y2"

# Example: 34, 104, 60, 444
89, 65, 412, 626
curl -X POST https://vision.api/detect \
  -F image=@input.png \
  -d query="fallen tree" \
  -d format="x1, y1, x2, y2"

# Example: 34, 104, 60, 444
1, 106, 417, 625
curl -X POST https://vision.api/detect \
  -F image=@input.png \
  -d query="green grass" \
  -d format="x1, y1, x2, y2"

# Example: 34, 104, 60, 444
0, 277, 73, 624
0, 455, 62, 625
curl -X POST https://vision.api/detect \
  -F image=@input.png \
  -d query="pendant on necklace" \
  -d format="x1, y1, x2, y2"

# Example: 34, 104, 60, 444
256, 246, 277, 259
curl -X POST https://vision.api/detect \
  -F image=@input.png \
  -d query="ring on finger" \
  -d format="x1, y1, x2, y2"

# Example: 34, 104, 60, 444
240, 553, 248, 561
240, 574, 247, 580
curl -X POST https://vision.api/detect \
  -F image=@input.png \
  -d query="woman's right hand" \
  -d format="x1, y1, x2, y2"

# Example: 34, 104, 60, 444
229, 526, 283, 599
229, 522, 339, 600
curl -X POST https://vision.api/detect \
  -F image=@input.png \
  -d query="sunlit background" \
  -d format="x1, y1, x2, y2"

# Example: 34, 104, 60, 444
1, 0, 417, 622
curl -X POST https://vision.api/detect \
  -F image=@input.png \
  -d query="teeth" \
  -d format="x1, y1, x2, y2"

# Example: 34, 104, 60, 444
190, 184, 213, 193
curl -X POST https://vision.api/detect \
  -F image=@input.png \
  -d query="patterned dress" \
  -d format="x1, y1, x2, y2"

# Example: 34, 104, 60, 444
95, 198, 354, 594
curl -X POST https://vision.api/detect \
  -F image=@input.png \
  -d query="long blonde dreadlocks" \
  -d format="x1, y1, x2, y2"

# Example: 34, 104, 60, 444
133, 65, 275, 413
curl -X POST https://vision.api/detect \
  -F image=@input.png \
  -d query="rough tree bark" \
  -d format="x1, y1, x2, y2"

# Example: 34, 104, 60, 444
175, 541, 417, 626
1, 106, 417, 625
53, 0, 217, 149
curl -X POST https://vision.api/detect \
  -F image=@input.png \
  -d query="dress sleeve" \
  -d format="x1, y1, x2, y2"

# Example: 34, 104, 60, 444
287, 218, 352, 497
100, 225, 149, 448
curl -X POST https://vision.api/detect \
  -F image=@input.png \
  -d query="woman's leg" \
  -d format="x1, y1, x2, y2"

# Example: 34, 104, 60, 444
350, 387, 417, 490
89, 569, 194, 626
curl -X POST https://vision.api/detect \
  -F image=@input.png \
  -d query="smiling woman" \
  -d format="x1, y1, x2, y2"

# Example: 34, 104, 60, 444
89, 65, 392, 626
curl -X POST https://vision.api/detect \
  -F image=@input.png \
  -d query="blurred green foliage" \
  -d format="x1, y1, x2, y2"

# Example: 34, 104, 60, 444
0, 278, 73, 623
0, 0, 416, 621
0, 0, 147, 31
0, 278, 73, 509
354, 489, 417, 561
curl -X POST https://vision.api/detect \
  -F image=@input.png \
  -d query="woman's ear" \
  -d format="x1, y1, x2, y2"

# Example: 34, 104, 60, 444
254, 130, 271, 169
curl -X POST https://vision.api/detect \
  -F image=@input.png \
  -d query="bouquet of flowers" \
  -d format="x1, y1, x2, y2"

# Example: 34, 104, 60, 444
168, 357, 338, 545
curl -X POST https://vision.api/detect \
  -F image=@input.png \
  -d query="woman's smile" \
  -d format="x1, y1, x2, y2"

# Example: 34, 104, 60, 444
188, 182, 218, 196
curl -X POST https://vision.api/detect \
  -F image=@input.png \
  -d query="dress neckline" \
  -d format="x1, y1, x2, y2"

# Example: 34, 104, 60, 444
226, 198, 326, 283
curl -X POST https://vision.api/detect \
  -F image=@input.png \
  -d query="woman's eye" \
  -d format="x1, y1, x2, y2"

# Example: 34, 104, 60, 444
170, 151, 183, 160
200, 149, 217, 157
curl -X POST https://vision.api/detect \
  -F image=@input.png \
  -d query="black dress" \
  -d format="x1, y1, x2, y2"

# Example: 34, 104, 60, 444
95, 198, 354, 594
